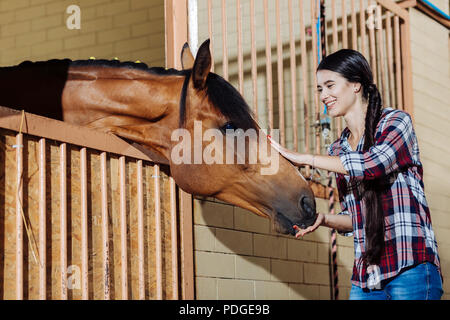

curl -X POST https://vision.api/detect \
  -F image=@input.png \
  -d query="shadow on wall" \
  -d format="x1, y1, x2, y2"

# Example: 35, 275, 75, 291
194, 197, 338, 300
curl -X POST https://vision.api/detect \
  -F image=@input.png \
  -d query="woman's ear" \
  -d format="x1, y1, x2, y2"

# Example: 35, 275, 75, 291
353, 83, 362, 93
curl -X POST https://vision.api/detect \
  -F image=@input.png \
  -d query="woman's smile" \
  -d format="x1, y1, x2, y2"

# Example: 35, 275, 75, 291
325, 99, 337, 108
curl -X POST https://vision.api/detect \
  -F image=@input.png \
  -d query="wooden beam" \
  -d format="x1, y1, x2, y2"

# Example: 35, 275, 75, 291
0, 106, 163, 163
375, 0, 409, 20
164, 0, 195, 301
416, 1, 450, 28
397, 0, 417, 9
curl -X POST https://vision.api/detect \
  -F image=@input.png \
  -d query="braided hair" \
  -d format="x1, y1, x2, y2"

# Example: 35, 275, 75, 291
317, 49, 384, 265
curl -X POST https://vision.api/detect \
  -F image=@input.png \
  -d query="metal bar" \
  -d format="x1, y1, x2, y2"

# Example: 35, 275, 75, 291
154, 164, 163, 300
275, 0, 285, 146
39, 138, 46, 300
342, 0, 348, 48
400, 15, 414, 119
188, 0, 198, 55
311, 0, 320, 155
331, 0, 338, 52
250, 0, 258, 120
60, 143, 68, 300
288, 0, 298, 151
385, 12, 395, 108
221, 0, 229, 80
80, 147, 89, 300
100, 152, 110, 300
368, 0, 377, 84
393, 15, 403, 110
170, 177, 179, 300
351, 0, 358, 49
376, 5, 387, 105
264, 0, 274, 132
119, 156, 128, 300
207, 0, 214, 72
15, 133, 23, 300
137, 160, 145, 300
299, 0, 310, 155
237, 0, 244, 94
360, 0, 367, 58
331, 0, 341, 136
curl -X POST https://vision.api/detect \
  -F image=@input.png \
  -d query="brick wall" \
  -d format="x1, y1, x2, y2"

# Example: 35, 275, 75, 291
0, 0, 165, 67
193, 196, 354, 300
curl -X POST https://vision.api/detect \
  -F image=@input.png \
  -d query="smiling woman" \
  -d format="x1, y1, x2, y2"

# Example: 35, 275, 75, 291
270, 49, 443, 300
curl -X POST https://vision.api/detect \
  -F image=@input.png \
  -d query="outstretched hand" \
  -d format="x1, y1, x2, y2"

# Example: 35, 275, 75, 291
268, 136, 311, 167
293, 213, 325, 238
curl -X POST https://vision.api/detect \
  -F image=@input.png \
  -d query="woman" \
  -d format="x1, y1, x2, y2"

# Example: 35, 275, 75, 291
270, 49, 442, 300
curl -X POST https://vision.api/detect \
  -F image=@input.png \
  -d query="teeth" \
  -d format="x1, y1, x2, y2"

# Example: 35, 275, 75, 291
327, 100, 336, 106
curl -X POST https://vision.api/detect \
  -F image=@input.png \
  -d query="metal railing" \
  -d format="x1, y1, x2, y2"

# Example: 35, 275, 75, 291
173, 0, 413, 157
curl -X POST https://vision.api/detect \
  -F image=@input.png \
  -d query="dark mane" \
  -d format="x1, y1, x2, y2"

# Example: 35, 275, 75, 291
206, 73, 257, 130
10, 58, 188, 77
179, 71, 257, 130
70, 59, 188, 76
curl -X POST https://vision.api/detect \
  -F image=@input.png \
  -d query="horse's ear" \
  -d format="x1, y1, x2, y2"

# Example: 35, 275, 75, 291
192, 39, 211, 90
181, 42, 194, 70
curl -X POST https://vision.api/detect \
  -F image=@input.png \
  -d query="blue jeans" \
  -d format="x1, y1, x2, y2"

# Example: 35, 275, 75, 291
349, 262, 443, 300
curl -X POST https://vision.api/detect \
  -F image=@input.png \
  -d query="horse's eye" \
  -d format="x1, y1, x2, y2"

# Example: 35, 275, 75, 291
221, 122, 236, 132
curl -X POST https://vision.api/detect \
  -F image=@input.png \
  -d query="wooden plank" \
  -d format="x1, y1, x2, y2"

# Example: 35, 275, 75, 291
164, 0, 193, 301
0, 106, 162, 163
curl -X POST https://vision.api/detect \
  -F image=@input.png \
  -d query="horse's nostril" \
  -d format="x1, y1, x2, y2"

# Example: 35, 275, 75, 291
299, 196, 316, 219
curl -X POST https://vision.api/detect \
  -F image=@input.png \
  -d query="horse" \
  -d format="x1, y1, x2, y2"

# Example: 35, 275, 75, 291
0, 39, 316, 235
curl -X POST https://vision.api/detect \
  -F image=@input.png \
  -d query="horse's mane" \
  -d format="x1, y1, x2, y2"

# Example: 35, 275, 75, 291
70, 59, 188, 77
179, 71, 258, 131
206, 73, 258, 131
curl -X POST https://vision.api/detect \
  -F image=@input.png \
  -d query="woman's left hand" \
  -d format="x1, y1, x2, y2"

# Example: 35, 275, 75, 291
268, 136, 310, 167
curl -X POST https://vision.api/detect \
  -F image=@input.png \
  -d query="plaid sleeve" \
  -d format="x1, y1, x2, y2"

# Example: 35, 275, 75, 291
339, 110, 415, 181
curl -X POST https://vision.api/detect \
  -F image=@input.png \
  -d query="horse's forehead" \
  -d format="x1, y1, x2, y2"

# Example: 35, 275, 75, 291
187, 88, 226, 121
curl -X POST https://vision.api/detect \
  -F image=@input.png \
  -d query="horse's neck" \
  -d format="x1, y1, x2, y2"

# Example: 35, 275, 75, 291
62, 69, 185, 160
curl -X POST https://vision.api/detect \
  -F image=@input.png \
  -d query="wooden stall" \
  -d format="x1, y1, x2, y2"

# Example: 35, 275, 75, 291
0, 106, 192, 300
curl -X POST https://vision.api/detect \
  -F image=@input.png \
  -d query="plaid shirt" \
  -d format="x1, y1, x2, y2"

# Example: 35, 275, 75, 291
328, 107, 441, 289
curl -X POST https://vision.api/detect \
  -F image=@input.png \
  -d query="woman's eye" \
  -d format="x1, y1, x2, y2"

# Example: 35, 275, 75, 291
327, 84, 334, 89
221, 122, 236, 132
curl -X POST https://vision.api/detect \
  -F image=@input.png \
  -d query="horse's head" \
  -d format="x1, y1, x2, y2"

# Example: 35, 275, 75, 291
168, 39, 316, 235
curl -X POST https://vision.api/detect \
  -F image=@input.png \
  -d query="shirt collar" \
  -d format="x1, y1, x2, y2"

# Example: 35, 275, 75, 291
340, 127, 365, 152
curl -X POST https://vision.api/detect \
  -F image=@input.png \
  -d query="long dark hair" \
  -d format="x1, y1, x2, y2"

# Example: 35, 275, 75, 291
317, 49, 384, 265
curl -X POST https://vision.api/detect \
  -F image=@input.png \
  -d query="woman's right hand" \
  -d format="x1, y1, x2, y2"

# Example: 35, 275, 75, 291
294, 213, 325, 238
268, 136, 311, 167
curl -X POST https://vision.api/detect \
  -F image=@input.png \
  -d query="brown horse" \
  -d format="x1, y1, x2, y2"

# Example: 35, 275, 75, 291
0, 39, 316, 235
